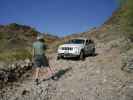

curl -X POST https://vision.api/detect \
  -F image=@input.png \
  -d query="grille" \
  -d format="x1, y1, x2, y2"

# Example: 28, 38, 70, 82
62, 47, 73, 50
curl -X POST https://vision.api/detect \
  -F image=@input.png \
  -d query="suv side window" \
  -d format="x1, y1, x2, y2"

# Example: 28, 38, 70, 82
85, 40, 89, 45
88, 39, 94, 44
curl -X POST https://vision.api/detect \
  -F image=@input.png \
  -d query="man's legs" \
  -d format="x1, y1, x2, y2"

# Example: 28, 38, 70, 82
35, 68, 39, 80
48, 66, 54, 76
41, 66, 54, 80
41, 67, 48, 80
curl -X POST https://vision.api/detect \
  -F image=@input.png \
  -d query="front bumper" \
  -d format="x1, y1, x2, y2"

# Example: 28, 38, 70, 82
58, 53, 79, 58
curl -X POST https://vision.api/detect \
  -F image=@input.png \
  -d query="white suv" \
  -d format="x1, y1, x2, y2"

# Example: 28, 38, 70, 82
57, 38, 95, 60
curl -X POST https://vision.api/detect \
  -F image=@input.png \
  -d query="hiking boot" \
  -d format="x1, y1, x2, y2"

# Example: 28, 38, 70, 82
34, 79, 40, 85
51, 76, 58, 80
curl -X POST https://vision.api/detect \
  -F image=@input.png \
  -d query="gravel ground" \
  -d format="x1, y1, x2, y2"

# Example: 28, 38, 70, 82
0, 43, 133, 100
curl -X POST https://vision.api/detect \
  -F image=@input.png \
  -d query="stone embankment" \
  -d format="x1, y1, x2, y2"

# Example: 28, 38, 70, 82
0, 59, 32, 88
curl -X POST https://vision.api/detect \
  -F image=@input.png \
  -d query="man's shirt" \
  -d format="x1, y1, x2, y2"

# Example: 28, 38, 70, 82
33, 41, 46, 55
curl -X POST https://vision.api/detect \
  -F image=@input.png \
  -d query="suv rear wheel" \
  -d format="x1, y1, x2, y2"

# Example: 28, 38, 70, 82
92, 47, 95, 56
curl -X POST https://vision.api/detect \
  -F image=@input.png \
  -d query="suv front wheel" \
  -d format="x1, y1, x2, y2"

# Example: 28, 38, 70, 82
57, 55, 62, 60
79, 51, 85, 60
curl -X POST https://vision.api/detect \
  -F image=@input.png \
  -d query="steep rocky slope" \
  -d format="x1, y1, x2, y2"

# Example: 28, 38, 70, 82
0, 23, 59, 50
0, 23, 37, 50
0, 23, 59, 61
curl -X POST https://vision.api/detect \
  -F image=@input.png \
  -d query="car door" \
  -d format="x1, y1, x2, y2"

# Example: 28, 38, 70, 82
84, 40, 89, 55
88, 40, 95, 54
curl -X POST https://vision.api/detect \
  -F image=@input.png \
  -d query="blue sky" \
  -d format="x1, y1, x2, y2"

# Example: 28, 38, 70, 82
0, 0, 118, 36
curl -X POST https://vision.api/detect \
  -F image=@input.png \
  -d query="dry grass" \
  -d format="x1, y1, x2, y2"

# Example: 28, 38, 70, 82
0, 49, 32, 62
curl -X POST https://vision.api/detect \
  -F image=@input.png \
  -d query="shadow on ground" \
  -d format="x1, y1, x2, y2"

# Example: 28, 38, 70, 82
52, 67, 72, 81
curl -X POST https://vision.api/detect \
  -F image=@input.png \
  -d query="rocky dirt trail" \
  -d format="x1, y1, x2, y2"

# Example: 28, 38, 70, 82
0, 42, 133, 100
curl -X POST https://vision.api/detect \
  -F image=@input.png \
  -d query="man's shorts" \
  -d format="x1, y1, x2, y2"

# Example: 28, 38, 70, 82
33, 55, 49, 68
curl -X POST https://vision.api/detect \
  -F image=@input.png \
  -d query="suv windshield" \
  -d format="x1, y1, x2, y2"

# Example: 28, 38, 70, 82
66, 39, 85, 44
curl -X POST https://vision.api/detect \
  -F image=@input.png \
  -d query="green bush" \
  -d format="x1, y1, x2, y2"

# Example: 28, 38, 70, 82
117, 0, 127, 7
118, 0, 133, 40
7, 23, 20, 30
0, 49, 32, 61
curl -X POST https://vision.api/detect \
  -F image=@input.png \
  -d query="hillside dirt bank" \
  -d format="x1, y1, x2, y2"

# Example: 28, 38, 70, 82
0, 42, 133, 100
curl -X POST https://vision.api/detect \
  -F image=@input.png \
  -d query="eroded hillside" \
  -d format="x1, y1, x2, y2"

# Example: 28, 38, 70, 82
0, 23, 59, 61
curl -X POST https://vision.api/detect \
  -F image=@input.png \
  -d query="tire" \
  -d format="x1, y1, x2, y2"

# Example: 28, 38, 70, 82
57, 55, 61, 60
92, 48, 95, 56
79, 51, 85, 60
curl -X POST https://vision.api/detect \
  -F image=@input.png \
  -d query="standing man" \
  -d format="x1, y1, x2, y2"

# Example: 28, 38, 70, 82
32, 35, 53, 85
